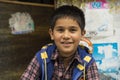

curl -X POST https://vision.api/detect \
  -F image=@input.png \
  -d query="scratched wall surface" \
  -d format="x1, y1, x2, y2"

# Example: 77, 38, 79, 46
0, 2, 54, 80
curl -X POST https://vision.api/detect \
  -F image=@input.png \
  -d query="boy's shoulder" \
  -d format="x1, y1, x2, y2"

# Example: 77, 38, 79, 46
79, 45, 92, 54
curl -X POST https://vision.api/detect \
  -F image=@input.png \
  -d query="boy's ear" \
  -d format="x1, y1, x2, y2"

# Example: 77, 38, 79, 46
82, 30, 86, 36
49, 28, 54, 40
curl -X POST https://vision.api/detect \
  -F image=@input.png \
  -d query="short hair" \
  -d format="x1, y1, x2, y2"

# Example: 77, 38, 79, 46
50, 5, 85, 31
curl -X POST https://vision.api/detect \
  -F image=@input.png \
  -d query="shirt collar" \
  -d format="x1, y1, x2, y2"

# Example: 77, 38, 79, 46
51, 49, 82, 63
51, 49, 59, 60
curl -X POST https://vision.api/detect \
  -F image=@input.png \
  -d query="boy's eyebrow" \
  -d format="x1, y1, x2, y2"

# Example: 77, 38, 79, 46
55, 25, 79, 28
69, 26, 78, 28
55, 26, 64, 28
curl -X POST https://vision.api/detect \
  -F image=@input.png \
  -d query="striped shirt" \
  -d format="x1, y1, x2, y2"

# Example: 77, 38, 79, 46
20, 50, 99, 80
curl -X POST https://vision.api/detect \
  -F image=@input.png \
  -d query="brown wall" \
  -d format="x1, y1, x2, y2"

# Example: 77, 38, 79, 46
0, 2, 54, 80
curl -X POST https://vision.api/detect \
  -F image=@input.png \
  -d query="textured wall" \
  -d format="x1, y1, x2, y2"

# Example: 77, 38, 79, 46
0, 2, 54, 80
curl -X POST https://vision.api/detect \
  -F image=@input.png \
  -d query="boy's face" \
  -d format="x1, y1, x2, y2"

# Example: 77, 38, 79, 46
49, 17, 84, 57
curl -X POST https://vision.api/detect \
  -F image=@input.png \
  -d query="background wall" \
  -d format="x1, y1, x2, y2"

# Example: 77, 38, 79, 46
0, 2, 54, 80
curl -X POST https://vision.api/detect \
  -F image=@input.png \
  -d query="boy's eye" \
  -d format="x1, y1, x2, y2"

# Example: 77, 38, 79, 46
57, 28, 64, 32
69, 28, 77, 32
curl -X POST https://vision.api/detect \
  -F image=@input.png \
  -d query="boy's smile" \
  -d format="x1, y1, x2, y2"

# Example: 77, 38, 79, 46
49, 17, 84, 57
61, 42, 73, 47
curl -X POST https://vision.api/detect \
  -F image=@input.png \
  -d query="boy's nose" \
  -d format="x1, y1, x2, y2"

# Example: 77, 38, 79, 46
63, 31, 70, 39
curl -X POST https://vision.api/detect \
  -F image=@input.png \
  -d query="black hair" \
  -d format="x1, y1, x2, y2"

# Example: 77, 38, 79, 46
50, 5, 85, 31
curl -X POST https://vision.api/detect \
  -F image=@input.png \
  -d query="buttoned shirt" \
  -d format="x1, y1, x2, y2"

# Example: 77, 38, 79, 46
20, 50, 99, 80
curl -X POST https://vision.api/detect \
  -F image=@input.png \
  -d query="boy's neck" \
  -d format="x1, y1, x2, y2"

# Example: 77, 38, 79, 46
59, 53, 75, 68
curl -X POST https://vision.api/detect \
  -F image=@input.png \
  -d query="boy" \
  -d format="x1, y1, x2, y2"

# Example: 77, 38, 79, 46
20, 5, 99, 80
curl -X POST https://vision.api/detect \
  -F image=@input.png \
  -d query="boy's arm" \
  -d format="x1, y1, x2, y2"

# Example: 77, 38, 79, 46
20, 56, 40, 80
86, 61, 100, 80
